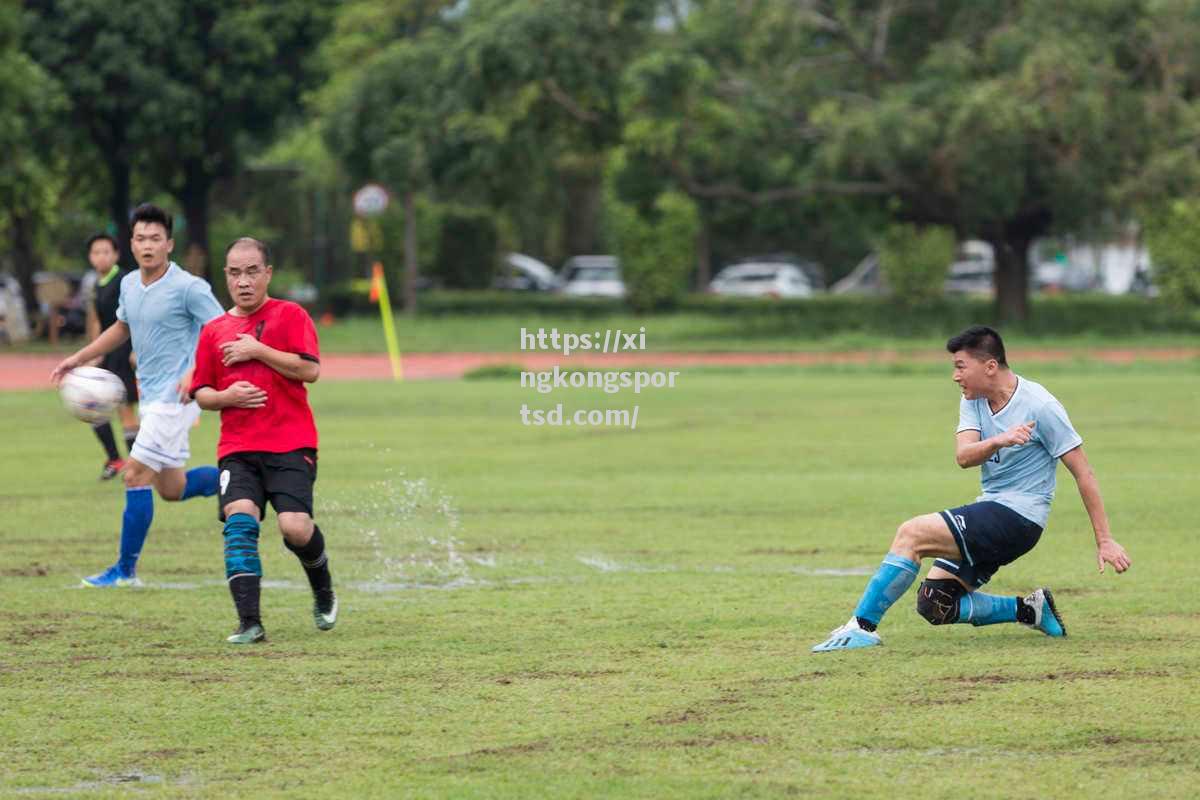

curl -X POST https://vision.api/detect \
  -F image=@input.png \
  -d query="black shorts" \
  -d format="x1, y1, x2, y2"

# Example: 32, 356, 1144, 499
101, 343, 137, 404
218, 448, 317, 522
935, 501, 1043, 588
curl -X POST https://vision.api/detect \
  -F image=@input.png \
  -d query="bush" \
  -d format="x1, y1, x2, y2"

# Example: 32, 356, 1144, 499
877, 223, 956, 306
607, 191, 700, 312
1145, 200, 1200, 308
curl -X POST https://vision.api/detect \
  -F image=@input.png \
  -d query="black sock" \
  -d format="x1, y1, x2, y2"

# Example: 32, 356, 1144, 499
856, 616, 878, 632
1015, 596, 1035, 625
285, 525, 333, 598
123, 427, 138, 455
229, 575, 262, 627
93, 422, 120, 461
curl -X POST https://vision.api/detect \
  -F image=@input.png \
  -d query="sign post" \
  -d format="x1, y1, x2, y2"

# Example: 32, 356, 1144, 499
354, 184, 402, 381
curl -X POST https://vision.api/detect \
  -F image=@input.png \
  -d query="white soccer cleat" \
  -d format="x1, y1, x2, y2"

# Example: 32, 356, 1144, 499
811, 617, 882, 653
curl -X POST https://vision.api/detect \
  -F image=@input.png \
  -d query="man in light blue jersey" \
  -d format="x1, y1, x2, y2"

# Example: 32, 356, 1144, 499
813, 325, 1131, 652
52, 204, 225, 587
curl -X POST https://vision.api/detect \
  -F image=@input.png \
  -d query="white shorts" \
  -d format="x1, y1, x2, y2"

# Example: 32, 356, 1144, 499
129, 401, 202, 472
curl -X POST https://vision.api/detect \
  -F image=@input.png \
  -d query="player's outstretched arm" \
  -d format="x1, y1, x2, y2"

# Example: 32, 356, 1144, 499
1060, 445, 1131, 574
219, 334, 319, 383
49, 321, 130, 384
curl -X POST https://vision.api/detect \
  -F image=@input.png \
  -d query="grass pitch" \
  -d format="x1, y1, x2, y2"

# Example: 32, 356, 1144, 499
1, 365, 1197, 798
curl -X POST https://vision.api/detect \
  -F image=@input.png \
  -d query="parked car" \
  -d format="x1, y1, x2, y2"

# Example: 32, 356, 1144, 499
493, 253, 562, 292
708, 261, 817, 298
943, 240, 995, 295
559, 255, 626, 298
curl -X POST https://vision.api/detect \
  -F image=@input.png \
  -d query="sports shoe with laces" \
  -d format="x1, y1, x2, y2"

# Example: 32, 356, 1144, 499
1022, 588, 1067, 637
99, 459, 125, 480
313, 591, 338, 631
226, 623, 267, 644
811, 617, 882, 653
81, 563, 143, 588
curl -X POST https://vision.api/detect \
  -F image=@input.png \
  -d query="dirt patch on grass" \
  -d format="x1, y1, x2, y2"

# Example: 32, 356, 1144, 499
495, 669, 621, 684
745, 548, 823, 556
953, 669, 1168, 685
673, 732, 771, 748
460, 740, 553, 758
653, 707, 707, 725
0, 563, 50, 577
6, 625, 58, 644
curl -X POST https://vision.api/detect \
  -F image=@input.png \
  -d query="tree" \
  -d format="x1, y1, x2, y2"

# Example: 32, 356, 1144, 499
816, 0, 1149, 321
27, 0, 334, 277
24, 0, 180, 267
1, 3, 65, 313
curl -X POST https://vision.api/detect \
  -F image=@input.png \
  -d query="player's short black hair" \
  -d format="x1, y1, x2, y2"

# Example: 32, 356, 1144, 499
129, 203, 173, 237
224, 236, 272, 266
946, 325, 1007, 366
86, 233, 118, 251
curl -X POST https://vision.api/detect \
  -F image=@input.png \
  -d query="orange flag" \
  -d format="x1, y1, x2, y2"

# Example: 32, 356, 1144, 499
368, 263, 382, 304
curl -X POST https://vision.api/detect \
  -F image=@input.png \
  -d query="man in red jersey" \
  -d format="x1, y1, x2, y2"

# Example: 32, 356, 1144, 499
191, 237, 336, 644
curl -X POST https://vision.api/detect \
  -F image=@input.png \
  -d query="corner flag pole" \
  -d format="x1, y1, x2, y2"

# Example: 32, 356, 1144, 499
371, 262, 403, 381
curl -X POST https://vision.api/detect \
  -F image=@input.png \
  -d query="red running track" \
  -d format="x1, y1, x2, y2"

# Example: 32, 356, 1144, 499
2, 348, 1198, 391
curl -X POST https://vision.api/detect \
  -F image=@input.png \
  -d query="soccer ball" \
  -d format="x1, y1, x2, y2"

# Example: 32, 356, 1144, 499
60, 366, 126, 424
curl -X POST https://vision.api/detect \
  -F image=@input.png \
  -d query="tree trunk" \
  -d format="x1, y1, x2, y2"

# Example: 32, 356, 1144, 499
992, 237, 1031, 323
178, 160, 212, 280
403, 190, 418, 314
108, 158, 133, 270
695, 217, 711, 290
10, 210, 42, 315
562, 168, 602, 255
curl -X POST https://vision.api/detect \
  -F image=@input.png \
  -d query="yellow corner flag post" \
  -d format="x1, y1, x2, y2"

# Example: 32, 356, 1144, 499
370, 262, 404, 381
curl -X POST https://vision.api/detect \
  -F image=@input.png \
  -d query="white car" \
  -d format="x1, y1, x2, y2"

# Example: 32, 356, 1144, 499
708, 262, 815, 298
559, 256, 626, 298
494, 253, 562, 292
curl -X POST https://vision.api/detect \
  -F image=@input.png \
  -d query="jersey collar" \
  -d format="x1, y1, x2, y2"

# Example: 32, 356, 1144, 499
98, 265, 122, 287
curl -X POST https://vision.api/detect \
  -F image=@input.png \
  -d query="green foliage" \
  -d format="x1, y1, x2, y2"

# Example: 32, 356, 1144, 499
1144, 199, 1200, 308
877, 224, 955, 307
433, 206, 500, 289
606, 183, 700, 312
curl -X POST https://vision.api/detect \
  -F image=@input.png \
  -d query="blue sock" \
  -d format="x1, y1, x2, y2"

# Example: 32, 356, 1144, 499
117, 486, 154, 575
853, 553, 920, 629
957, 592, 1018, 626
224, 513, 262, 625
181, 466, 220, 500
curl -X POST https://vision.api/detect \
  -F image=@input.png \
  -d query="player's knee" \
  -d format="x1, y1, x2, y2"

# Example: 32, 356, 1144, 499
277, 513, 314, 543
893, 518, 923, 553
916, 579, 965, 625
122, 464, 152, 489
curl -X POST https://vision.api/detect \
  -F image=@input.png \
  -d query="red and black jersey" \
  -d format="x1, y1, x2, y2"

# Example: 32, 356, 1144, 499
191, 298, 319, 459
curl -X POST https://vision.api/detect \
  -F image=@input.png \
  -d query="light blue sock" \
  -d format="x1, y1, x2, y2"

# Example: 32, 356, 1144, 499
853, 553, 920, 628
957, 592, 1018, 626
117, 486, 154, 575
181, 466, 219, 500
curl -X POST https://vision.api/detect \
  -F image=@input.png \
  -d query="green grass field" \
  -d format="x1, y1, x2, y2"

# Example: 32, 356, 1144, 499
2, 365, 1197, 797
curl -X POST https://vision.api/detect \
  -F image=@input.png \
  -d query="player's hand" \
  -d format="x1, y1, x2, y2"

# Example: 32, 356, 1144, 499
1097, 538, 1131, 574
220, 334, 263, 367
223, 381, 267, 409
49, 354, 82, 386
998, 421, 1036, 448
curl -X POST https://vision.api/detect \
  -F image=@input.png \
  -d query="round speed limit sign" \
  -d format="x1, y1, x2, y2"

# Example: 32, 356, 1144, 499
353, 184, 390, 217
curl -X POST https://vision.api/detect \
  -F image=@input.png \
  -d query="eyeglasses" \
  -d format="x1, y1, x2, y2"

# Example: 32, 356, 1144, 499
225, 267, 267, 279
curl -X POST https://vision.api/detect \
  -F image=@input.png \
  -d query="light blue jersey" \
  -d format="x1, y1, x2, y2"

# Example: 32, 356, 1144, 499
116, 262, 224, 404
956, 375, 1082, 527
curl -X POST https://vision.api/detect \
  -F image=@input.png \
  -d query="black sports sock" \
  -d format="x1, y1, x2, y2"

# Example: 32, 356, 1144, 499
856, 616, 878, 632
229, 575, 262, 627
93, 421, 120, 461
123, 427, 138, 455
1015, 596, 1036, 625
285, 526, 333, 597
